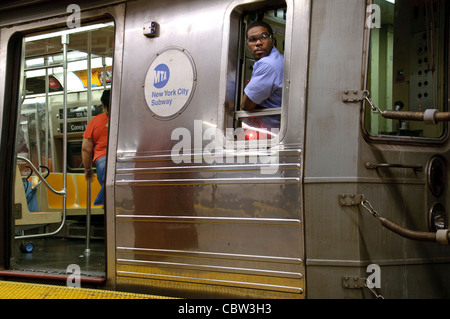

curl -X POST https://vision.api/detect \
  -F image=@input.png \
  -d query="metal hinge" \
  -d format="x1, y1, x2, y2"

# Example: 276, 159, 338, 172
343, 276, 385, 299
342, 90, 368, 102
339, 194, 364, 206
342, 276, 366, 289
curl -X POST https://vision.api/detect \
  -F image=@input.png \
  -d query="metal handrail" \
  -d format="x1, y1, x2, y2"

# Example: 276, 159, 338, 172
14, 162, 68, 240
17, 156, 66, 196
381, 110, 450, 124
15, 34, 69, 240
235, 108, 282, 119
365, 162, 423, 171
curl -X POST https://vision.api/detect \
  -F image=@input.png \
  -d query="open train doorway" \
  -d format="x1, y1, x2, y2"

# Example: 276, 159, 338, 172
6, 19, 114, 284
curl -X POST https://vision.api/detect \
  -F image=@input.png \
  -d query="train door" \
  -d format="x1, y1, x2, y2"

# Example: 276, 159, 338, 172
113, 0, 309, 298
3, 19, 114, 283
357, 0, 450, 298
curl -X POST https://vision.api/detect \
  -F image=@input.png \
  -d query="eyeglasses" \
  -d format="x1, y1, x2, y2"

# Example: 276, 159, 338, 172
246, 32, 272, 44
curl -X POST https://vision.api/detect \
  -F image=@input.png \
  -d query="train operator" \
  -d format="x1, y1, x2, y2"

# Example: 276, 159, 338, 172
241, 20, 283, 130
82, 90, 110, 206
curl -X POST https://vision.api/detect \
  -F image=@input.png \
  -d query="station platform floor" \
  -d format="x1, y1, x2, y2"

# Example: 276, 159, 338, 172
0, 280, 171, 299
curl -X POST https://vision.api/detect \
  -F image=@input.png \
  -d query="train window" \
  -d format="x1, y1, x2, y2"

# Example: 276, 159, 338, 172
364, 0, 448, 141
224, 1, 288, 142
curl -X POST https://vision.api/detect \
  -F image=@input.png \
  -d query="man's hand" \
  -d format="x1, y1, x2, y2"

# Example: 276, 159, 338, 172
85, 168, 94, 182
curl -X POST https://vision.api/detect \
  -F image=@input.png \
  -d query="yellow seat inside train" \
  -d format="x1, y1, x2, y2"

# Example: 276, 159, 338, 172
45, 173, 104, 212
74, 173, 103, 209
45, 173, 78, 209
15, 168, 104, 228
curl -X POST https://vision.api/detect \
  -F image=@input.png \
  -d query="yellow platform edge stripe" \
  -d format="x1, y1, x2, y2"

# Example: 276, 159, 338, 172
0, 280, 173, 299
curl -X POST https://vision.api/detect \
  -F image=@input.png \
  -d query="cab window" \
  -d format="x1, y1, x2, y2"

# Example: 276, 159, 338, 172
365, 0, 448, 141
225, 1, 287, 142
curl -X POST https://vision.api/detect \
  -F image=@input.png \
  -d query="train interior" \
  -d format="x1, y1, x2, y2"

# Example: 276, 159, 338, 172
6, 19, 114, 282
366, 0, 448, 139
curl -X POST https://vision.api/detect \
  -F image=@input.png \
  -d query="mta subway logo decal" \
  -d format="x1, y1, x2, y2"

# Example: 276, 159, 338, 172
144, 48, 196, 119
153, 64, 170, 89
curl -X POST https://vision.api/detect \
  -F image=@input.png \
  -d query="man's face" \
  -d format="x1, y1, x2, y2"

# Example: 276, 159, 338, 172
247, 26, 274, 61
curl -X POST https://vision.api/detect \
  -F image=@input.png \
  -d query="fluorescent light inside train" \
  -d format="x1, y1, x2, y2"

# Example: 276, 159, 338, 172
25, 22, 114, 42
25, 57, 112, 78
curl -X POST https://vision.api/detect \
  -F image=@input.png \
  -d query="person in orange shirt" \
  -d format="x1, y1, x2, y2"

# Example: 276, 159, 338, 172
82, 90, 110, 206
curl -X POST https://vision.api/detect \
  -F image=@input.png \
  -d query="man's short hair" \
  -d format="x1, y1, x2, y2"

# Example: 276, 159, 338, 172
246, 20, 274, 37
101, 90, 111, 111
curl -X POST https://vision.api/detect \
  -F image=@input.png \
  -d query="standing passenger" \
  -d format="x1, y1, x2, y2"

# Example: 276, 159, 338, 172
82, 90, 110, 206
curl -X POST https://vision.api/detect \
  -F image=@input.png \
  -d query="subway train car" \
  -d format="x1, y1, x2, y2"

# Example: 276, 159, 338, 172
0, 0, 449, 299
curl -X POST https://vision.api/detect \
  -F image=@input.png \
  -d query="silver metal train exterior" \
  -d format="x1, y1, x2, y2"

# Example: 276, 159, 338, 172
0, 0, 449, 299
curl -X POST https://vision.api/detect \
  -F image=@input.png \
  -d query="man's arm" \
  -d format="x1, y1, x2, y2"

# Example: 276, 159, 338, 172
82, 137, 94, 181
241, 93, 258, 111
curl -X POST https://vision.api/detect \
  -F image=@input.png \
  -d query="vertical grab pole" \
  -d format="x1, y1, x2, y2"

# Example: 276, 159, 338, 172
85, 31, 93, 257
61, 34, 68, 231
44, 57, 49, 169
85, 180, 91, 256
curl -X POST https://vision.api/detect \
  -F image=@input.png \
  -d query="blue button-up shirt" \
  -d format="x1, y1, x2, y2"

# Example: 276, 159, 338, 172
244, 47, 284, 109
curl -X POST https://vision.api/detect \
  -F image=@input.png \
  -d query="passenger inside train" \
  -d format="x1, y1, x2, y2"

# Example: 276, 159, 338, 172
82, 89, 110, 207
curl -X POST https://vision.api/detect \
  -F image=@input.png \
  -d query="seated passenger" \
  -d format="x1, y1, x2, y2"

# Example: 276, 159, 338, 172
241, 20, 283, 132
22, 178, 38, 212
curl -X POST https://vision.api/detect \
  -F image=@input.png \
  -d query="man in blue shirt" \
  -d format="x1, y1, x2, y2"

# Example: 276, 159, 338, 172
241, 21, 284, 131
